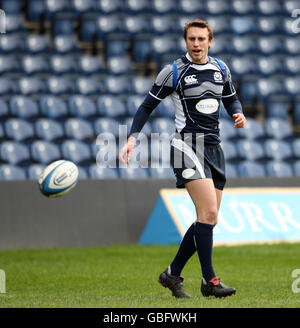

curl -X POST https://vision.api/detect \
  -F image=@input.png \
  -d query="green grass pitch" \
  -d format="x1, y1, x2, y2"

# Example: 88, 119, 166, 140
0, 243, 300, 308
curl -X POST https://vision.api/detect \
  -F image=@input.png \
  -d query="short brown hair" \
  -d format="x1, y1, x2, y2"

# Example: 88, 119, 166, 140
184, 19, 213, 41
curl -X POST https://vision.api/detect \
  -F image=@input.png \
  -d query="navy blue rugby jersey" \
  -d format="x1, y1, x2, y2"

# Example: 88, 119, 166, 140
148, 53, 240, 144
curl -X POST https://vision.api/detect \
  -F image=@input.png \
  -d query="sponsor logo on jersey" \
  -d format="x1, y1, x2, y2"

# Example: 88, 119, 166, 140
195, 98, 219, 114
182, 168, 196, 179
184, 75, 198, 85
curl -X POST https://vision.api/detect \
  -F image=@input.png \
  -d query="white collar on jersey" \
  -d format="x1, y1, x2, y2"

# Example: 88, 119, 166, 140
185, 53, 218, 71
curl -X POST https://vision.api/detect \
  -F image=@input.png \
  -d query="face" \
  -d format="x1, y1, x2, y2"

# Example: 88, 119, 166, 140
185, 26, 213, 64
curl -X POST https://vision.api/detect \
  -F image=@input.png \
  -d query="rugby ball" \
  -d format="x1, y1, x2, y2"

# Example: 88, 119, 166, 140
38, 160, 78, 198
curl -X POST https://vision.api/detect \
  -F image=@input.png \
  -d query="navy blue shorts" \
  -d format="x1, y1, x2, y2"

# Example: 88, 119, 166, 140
170, 137, 226, 190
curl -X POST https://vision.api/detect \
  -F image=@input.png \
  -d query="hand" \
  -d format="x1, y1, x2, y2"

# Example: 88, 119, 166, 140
233, 113, 246, 128
119, 136, 136, 163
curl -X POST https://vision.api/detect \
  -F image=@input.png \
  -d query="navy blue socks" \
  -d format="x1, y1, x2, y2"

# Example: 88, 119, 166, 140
194, 221, 215, 282
170, 223, 196, 276
170, 221, 216, 283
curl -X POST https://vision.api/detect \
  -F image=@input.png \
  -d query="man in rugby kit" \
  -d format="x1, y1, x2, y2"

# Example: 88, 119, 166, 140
119, 19, 246, 298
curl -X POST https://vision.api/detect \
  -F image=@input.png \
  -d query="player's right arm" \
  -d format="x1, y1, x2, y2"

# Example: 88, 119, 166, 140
119, 64, 174, 163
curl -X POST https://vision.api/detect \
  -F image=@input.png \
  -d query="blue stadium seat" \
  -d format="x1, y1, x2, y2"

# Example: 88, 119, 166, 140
156, 97, 174, 119
52, 17, 75, 36
293, 161, 300, 176
94, 117, 120, 136
257, 16, 282, 35
282, 18, 298, 36
230, 36, 255, 56
40, 96, 68, 119
205, 0, 229, 15
264, 140, 293, 161
96, 15, 122, 39
26, 0, 46, 22
0, 78, 15, 96
10, 96, 39, 119
151, 36, 175, 61
5, 14, 25, 34
151, 118, 175, 135
284, 56, 300, 75
31, 140, 61, 164
265, 100, 289, 119
257, 0, 282, 15
282, 0, 300, 15
132, 39, 152, 63
95, 0, 123, 14
1, 0, 22, 13
125, 0, 149, 14
230, 16, 256, 35
61, 140, 92, 164
236, 117, 265, 140
0, 34, 23, 54
291, 138, 300, 159
24, 35, 51, 54
264, 118, 294, 140
0, 123, 5, 139
0, 141, 30, 165
149, 167, 174, 179
293, 101, 300, 125
27, 164, 45, 180
107, 56, 134, 75
79, 14, 97, 42
119, 167, 149, 179
126, 95, 145, 116
35, 118, 64, 141
53, 35, 80, 54
44, 0, 70, 20
46, 76, 74, 95
68, 95, 97, 118
206, 17, 230, 35
0, 164, 26, 180
237, 161, 266, 177
236, 140, 265, 161
0, 99, 9, 118
72, 0, 95, 14
77, 166, 88, 180
88, 165, 118, 179
265, 161, 293, 177
105, 39, 127, 58
21, 56, 49, 76
105, 76, 130, 95
149, 16, 173, 35
0, 56, 19, 75
257, 37, 281, 55
283, 37, 300, 56
49, 55, 76, 75
77, 55, 104, 75
221, 141, 238, 162
230, 57, 255, 77
283, 77, 300, 98
74, 77, 100, 95
64, 118, 95, 141
177, 0, 203, 14
257, 57, 282, 76
219, 119, 238, 141
230, 0, 256, 15
5, 118, 35, 141
256, 78, 282, 102
239, 80, 257, 105
98, 96, 127, 118
151, 0, 177, 14
226, 163, 238, 178
205, 35, 229, 57
123, 15, 149, 37
17, 77, 44, 95
131, 77, 153, 95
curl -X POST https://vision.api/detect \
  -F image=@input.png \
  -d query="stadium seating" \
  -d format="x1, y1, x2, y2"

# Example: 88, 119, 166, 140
1, 1, 300, 180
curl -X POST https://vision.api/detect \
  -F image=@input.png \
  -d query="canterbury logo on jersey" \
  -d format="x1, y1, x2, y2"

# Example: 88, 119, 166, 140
184, 75, 198, 85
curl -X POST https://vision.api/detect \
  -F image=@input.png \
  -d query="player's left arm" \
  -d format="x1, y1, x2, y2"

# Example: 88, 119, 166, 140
221, 64, 246, 128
